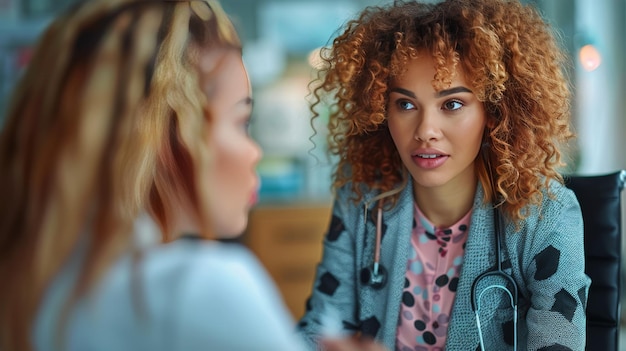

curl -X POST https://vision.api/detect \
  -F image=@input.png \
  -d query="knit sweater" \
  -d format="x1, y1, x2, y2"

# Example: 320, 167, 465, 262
298, 179, 590, 351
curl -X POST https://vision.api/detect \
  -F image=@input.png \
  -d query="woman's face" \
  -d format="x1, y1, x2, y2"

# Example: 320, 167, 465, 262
387, 54, 486, 195
201, 50, 262, 238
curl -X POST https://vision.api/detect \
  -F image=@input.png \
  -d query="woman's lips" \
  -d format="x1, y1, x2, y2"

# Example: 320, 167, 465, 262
412, 153, 449, 169
249, 191, 259, 206
248, 178, 260, 206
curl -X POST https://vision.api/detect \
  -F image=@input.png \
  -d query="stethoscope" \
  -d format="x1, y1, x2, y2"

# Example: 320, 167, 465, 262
470, 206, 518, 351
361, 179, 407, 290
363, 190, 519, 350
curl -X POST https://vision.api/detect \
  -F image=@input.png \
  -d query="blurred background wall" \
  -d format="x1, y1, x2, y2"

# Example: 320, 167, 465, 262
2, 0, 623, 199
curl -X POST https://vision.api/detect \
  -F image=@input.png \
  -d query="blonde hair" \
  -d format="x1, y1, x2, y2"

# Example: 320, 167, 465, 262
0, 1, 240, 349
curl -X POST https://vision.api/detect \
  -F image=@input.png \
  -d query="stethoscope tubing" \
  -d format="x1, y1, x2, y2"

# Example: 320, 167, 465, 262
470, 206, 519, 350
365, 197, 519, 349
470, 207, 519, 310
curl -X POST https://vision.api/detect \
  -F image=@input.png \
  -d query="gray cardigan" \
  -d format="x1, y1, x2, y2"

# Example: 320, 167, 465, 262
298, 179, 590, 351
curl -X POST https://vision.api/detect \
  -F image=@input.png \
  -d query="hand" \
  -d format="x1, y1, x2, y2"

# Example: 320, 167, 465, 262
320, 336, 389, 351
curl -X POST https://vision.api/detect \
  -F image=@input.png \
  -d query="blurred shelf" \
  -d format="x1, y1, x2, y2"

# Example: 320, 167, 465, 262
244, 202, 331, 319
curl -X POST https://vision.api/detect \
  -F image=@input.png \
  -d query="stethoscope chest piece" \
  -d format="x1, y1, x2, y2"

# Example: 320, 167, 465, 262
361, 204, 388, 290
361, 262, 387, 289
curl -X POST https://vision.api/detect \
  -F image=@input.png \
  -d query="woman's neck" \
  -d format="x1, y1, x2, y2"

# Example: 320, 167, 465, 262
164, 197, 202, 239
413, 179, 477, 229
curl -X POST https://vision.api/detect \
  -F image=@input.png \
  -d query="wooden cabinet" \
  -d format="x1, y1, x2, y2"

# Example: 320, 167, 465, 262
244, 203, 331, 320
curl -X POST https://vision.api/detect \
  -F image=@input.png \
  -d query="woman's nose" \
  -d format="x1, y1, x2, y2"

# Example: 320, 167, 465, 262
251, 139, 263, 166
413, 110, 442, 142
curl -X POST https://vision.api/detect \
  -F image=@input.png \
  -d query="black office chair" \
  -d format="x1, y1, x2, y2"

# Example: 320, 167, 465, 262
564, 170, 626, 351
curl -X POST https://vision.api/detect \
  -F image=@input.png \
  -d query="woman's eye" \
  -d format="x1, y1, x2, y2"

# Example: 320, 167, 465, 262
397, 100, 415, 110
443, 100, 463, 111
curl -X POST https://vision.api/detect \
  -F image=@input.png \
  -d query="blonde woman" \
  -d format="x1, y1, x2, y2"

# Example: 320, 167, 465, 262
0, 1, 310, 350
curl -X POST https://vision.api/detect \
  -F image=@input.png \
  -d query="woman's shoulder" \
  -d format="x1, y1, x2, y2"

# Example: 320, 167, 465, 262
139, 239, 270, 293
45, 240, 304, 350
146, 239, 257, 267
540, 177, 581, 213
75, 240, 275, 320
142, 240, 306, 350
130, 213, 263, 279
35, 241, 262, 350
514, 178, 582, 238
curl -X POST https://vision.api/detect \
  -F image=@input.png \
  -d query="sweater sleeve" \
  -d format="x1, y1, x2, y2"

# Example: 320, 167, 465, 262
297, 187, 362, 350
523, 186, 591, 351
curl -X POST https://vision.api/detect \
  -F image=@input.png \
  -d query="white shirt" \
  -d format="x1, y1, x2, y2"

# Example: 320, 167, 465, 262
34, 233, 307, 351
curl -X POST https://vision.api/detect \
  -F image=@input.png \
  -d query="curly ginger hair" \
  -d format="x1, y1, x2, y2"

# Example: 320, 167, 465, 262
311, 0, 575, 222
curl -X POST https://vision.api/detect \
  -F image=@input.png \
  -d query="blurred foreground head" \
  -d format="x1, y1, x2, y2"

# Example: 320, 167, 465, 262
0, 1, 240, 349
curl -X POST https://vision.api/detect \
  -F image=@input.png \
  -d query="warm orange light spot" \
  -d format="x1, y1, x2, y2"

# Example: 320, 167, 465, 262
579, 44, 601, 71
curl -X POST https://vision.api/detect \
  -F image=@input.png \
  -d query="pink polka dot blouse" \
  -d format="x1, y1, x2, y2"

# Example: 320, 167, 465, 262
395, 202, 472, 351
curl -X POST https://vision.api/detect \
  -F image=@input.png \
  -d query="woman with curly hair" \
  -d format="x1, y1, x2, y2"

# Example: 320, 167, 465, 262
0, 1, 318, 350
298, 0, 590, 350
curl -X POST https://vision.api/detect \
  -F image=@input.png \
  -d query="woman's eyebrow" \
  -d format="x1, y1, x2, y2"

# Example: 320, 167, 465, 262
235, 96, 254, 109
436, 86, 473, 97
389, 87, 416, 98
389, 86, 473, 99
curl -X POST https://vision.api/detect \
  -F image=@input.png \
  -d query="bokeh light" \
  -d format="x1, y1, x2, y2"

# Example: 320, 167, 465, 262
579, 44, 602, 71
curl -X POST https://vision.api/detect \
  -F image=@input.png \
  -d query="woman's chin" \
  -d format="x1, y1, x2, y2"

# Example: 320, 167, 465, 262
214, 218, 248, 240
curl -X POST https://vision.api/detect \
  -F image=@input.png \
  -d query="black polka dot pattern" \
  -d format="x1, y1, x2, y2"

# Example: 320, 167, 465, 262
534, 245, 560, 280
401, 291, 415, 307
414, 320, 426, 331
359, 267, 371, 285
448, 277, 459, 292
326, 215, 345, 242
435, 274, 449, 287
317, 272, 340, 296
502, 258, 512, 271
342, 320, 360, 331
396, 207, 470, 349
423, 331, 436, 345
360, 316, 381, 337
502, 319, 514, 346
422, 224, 466, 258
551, 288, 577, 322
425, 231, 437, 241
299, 189, 588, 351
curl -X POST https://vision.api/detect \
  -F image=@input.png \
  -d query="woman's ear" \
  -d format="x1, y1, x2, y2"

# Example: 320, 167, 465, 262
485, 115, 497, 129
